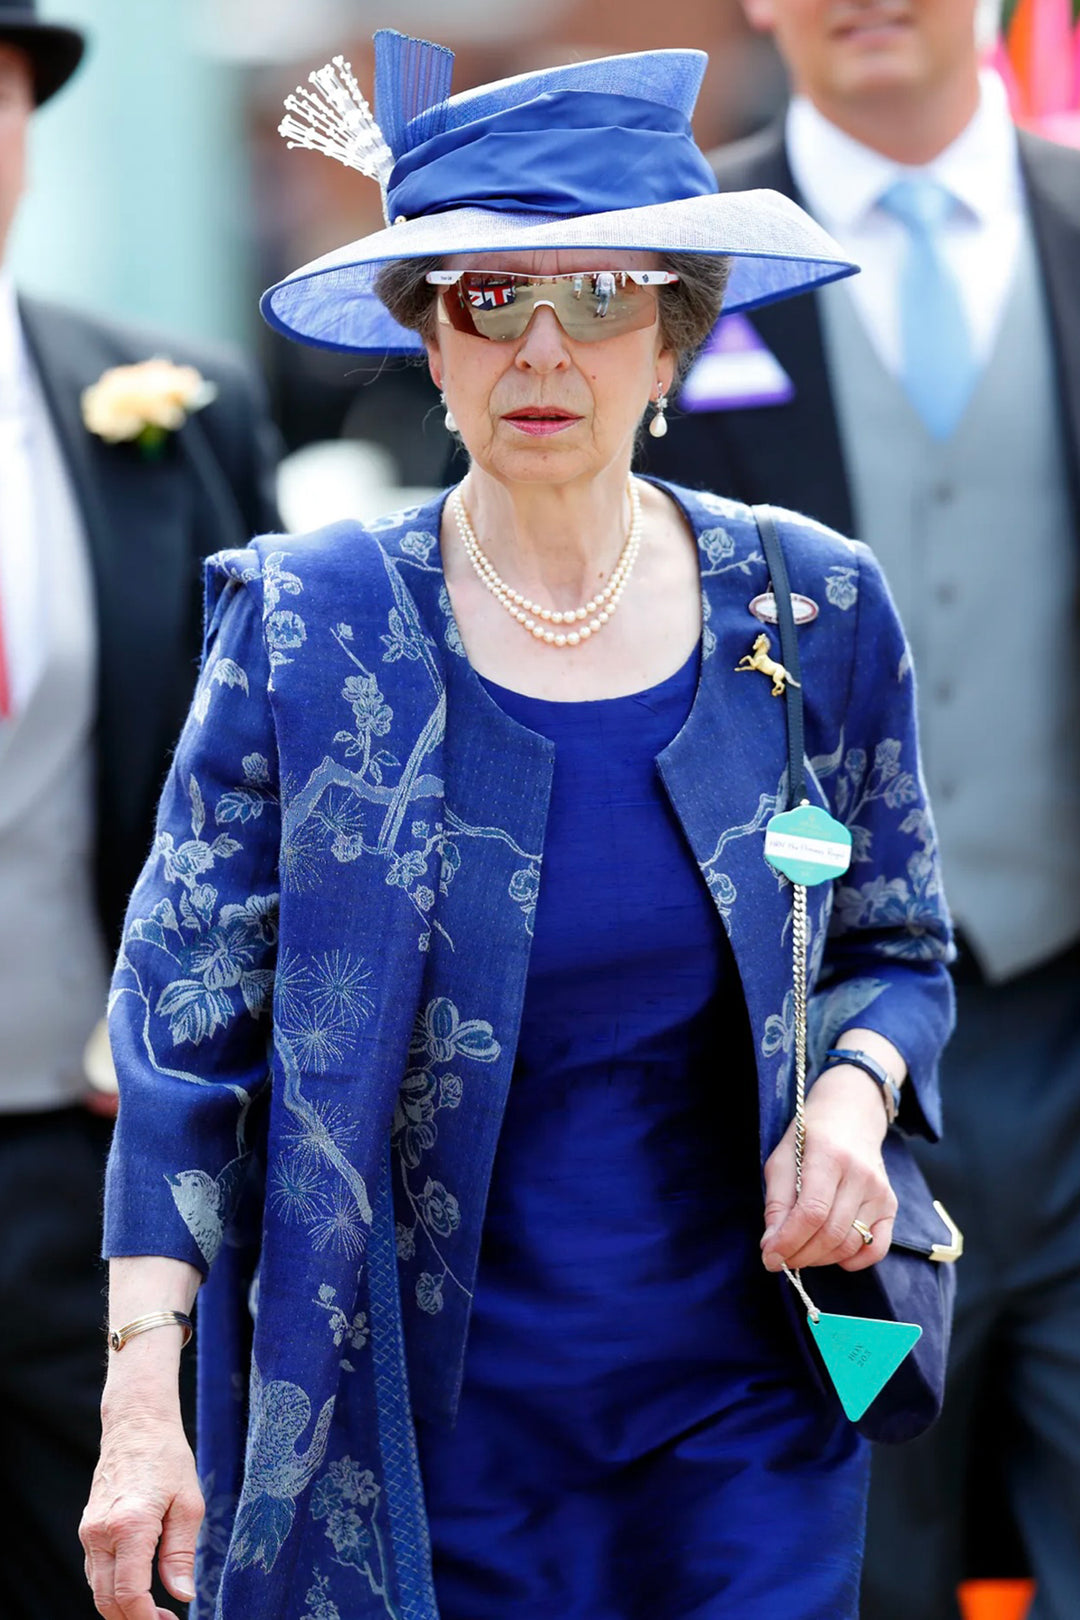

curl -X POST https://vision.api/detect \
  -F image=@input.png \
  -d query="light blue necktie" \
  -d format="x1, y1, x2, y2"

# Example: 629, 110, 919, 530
878, 176, 977, 440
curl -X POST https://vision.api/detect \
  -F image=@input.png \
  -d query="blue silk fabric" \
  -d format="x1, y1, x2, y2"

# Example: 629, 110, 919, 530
386, 90, 719, 222
102, 484, 953, 1620
417, 656, 867, 1618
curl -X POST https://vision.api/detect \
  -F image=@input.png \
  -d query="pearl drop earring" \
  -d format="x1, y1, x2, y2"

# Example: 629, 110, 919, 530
441, 392, 458, 433
648, 385, 669, 439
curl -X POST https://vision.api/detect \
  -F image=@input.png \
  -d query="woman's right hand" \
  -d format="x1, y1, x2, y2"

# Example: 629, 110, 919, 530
81, 1406, 204, 1619
83, 1257, 205, 1617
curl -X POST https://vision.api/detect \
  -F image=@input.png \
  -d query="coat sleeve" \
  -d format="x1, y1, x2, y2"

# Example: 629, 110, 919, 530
810, 541, 955, 1141
103, 553, 280, 1274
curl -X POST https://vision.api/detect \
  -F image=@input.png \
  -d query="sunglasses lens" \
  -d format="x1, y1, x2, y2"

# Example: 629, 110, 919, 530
439, 273, 662, 342
449, 275, 529, 340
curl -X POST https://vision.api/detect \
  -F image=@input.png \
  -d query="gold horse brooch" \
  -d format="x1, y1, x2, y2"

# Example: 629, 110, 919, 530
735, 633, 801, 698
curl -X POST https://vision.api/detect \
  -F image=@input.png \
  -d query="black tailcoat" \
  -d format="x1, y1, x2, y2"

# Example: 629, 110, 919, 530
17, 298, 282, 948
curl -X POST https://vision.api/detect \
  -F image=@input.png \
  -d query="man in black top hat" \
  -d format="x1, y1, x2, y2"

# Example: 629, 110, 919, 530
0, 0, 82, 104
0, 8, 281, 1616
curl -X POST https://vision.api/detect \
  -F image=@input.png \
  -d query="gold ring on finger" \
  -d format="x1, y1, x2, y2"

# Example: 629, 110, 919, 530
852, 1219, 874, 1246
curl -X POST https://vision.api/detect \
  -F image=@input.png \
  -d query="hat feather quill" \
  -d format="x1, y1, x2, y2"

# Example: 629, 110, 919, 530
373, 30, 455, 157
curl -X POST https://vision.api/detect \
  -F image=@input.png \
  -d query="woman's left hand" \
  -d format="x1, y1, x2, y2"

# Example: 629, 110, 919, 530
760, 1065, 898, 1273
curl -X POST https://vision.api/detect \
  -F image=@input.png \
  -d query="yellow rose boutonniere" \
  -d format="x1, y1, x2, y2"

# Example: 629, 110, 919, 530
81, 357, 218, 458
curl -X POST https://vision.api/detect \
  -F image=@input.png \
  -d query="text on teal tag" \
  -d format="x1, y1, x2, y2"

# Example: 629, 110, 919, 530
808, 1311, 922, 1422
764, 804, 852, 886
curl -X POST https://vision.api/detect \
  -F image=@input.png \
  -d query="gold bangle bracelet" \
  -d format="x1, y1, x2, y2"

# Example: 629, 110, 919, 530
108, 1310, 194, 1352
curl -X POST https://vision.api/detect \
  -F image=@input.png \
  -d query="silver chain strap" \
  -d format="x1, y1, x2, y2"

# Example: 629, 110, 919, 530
782, 877, 820, 1322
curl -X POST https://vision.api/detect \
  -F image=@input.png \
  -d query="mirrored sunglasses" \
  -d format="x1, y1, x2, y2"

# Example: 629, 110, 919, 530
426, 269, 679, 343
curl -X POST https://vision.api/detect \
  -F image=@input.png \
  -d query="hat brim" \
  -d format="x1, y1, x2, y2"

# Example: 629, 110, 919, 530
0, 19, 85, 105
261, 189, 858, 356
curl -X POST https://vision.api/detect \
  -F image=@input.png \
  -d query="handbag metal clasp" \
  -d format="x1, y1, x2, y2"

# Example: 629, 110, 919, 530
929, 1200, 964, 1263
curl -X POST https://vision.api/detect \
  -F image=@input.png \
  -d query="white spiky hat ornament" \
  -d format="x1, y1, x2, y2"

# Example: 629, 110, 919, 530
262, 30, 857, 355
279, 56, 395, 217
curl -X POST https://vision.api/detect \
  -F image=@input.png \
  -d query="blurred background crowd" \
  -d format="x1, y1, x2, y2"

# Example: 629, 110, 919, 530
15, 0, 1071, 535
15, 0, 779, 505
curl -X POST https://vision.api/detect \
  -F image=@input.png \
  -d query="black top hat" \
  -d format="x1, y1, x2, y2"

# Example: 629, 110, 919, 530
0, 1, 84, 105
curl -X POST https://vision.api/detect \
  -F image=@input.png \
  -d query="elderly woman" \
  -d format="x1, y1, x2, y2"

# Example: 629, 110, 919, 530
81, 32, 954, 1620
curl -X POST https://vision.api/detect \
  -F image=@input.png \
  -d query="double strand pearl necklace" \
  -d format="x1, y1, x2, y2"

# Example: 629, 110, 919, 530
450, 478, 642, 648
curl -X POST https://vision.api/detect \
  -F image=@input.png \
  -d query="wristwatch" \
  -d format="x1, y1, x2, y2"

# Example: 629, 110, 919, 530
822, 1046, 901, 1126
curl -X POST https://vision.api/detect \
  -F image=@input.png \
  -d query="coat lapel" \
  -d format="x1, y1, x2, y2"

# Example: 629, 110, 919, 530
668, 124, 856, 536
18, 298, 146, 664
655, 496, 806, 1158
18, 298, 236, 898
1020, 130, 1080, 516
726, 129, 854, 536
387, 547, 555, 1425
727, 292, 855, 537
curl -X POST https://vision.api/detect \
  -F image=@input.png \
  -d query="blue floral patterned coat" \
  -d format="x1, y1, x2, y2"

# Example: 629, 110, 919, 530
104, 481, 953, 1620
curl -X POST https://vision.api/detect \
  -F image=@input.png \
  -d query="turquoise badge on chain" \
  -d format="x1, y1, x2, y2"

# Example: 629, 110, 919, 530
764, 802, 852, 886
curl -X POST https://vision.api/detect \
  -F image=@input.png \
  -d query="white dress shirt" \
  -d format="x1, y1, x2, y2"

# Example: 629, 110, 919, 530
0, 272, 46, 715
786, 71, 1025, 376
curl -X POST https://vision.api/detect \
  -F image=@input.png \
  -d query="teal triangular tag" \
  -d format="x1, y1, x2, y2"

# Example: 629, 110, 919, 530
808, 1312, 922, 1422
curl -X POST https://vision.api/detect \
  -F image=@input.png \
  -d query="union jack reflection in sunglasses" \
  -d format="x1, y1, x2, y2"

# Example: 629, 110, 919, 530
426, 268, 680, 343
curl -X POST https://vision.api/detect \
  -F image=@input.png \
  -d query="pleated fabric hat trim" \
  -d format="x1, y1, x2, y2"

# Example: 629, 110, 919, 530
263, 33, 857, 356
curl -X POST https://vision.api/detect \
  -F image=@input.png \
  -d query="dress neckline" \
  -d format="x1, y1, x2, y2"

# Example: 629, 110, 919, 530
478, 641, 701, 711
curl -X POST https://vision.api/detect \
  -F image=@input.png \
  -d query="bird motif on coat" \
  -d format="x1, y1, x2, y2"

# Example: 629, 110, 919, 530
229, 1359, 337, 1573
166, 1154, 249, 1267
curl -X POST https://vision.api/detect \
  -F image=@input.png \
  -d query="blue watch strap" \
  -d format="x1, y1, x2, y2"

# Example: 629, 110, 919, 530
823, 1046, 901, 1124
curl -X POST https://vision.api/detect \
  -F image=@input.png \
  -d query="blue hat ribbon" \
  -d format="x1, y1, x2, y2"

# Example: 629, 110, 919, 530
386, 89, 718, 222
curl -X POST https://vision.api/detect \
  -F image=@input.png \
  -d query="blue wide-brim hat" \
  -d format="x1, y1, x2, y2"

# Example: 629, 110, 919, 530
262, 32, 857, 356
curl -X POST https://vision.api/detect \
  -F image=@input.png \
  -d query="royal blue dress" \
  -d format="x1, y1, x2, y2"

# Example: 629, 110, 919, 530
416, 649, 868, 1619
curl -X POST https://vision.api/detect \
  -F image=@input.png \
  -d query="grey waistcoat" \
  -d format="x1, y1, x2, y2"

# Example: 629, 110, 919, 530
0, 354, 109, 1109
819, 223, 1080, 981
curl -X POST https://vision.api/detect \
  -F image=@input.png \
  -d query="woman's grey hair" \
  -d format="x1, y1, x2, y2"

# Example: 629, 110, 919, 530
374, 253, 732, 381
